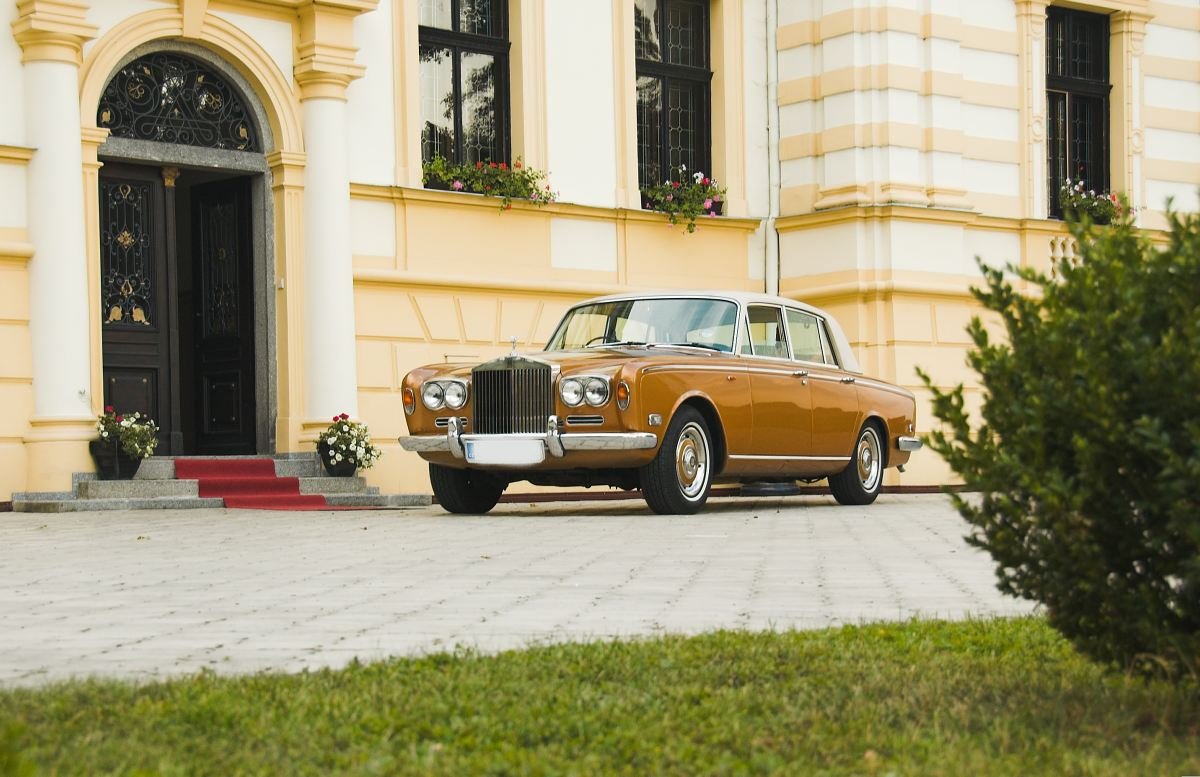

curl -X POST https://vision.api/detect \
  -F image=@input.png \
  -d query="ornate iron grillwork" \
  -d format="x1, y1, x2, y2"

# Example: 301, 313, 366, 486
199, 201, 241, 337
97, 52, 259, 151
100, 182, 153, 326
472, 357, 552, 434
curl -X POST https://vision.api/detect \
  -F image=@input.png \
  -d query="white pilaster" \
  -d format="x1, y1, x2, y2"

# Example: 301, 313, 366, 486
24, 59, 93, 418
300, 95, 358, 421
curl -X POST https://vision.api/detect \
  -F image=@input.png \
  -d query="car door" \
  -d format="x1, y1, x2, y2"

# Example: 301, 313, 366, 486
789, 309, 860, 458
742, 304, 813, 467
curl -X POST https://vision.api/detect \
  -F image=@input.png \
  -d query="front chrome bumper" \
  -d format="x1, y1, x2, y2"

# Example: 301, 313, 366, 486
399, 416, 658, 461
897, 435, 923, 452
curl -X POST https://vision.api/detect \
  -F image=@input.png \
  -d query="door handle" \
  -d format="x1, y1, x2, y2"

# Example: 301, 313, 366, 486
792, 370, 809, 378
840, 376, 856, 384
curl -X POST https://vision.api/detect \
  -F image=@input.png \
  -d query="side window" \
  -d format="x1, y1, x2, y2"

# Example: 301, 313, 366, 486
744, 305, 787, 358
785, 309, 825, 364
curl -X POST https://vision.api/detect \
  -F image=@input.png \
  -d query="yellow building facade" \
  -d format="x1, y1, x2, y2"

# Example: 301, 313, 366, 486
1, 0, 1197, 503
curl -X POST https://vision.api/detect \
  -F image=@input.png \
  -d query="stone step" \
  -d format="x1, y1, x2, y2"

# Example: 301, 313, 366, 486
134, 455, 326, 480
12, 496, 225, 513
322, 493, 432, 508
298, 477, 376, 495
78, 479, 199, 499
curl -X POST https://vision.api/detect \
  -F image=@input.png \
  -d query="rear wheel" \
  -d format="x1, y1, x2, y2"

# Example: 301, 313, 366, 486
429, 463, 505, 514
829, 423, 884, 506
640, 406, 713, 515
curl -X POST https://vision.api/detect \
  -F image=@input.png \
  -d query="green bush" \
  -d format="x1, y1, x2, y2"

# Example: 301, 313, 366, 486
919, 205, 1200, 680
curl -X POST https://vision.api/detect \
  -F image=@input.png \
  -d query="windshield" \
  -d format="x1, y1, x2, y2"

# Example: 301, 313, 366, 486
546, 298, 738, 352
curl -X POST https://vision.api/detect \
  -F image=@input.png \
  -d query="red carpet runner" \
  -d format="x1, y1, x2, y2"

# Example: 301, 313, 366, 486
174, 458, 335, 511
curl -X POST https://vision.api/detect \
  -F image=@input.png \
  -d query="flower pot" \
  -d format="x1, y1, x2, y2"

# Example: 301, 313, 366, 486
88, 438, 142, 480
318, 441, 358, 477
424, 179, 453, 192
709, 200, 724, 216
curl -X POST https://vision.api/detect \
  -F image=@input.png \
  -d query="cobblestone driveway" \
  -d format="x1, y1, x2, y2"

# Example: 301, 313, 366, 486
0, 494, 1033, 687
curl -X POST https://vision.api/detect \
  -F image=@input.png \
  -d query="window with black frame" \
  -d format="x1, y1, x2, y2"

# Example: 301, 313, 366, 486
634, 0, 712, 192
418, 0, 509, 168
1046, 6, 1110, 219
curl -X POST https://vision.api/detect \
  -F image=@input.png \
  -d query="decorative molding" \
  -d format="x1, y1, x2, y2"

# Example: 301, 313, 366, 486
10, 0, 97, 65
293, 0, 378, 100
0, 145, 36, 164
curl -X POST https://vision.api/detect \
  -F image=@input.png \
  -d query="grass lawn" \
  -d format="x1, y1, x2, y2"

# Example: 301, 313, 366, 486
2, 617, 1197, 776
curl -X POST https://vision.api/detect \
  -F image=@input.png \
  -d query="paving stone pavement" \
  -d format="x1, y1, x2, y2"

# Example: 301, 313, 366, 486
0, 494, 1034, 687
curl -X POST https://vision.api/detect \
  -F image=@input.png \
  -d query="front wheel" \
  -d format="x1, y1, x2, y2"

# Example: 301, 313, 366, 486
829, 423, 884, 506
429, 463, 505, 514
640, 406, 713, 515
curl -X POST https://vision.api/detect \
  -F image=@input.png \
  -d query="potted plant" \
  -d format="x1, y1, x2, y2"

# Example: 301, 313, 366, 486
641, 165, 727, 233
422, 156, 558, 211
1059, 178, 1124, 225
317, 413, 382, 477
90, 406, 159, 480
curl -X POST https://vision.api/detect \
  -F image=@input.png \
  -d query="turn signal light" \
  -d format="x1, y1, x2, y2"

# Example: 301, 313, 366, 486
402, 387, 416, 415
615, 381, 630, 410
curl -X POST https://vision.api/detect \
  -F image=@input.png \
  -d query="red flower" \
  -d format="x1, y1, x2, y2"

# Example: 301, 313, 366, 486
475, 161, 483, 169
115, 415, 123, 422
485, 185, 491, 191
332, 415, 339, 422
105, 405, 114, 413
489, 162, 497, 169
514, 161, 522, 169
499, 162, 507, 171
672, 181, 680, 189
504, 203, 512, 210
340, 413, 350, 420
702, 177, 710, 186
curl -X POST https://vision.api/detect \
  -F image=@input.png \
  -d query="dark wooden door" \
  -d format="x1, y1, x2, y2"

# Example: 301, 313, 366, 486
99, 165, 174, 450
191, 178, 255, 454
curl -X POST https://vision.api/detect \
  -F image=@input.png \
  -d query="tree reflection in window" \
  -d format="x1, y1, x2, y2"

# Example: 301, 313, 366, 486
635, 0, 710, 191
419, 0, 508, 168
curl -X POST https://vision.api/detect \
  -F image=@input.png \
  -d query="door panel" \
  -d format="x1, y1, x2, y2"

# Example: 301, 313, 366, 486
743, 305, 813, 464
808, 367, 861, 457
192, 178, 255, 454
99, 166, 173, 449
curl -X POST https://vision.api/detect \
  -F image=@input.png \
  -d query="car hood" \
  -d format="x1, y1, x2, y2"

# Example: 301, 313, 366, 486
426, 346, 722, 379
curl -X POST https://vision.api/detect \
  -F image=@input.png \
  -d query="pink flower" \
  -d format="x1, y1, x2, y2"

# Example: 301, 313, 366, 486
104, 405, 114, 413
452, 180, 464, 190
703, 198, 713, 210
665, 194, 673, 202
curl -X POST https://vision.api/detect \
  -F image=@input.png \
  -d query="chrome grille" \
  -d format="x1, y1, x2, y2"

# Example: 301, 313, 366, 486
472, 358, 553, 434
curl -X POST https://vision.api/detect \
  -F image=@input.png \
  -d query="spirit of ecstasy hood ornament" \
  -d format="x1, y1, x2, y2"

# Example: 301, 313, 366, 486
508, 335, 519, 357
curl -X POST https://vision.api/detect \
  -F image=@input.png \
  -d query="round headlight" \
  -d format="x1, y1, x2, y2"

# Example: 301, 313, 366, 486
560, 377, 584, 407
421, 382, 445, 410
443, 381, 467, 409
584, 377, 610, 407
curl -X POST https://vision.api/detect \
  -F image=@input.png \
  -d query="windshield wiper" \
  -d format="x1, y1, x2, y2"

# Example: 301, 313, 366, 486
648, 342, 724, 352
585, 340, 647, 349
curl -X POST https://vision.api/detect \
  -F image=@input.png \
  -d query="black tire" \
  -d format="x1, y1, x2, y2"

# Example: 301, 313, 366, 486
640, 406, 714, 515
829, 422, 885, 506
429, 463, 504, 514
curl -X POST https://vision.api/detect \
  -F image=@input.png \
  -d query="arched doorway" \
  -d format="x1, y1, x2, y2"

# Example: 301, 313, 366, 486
95, 45, 275, 455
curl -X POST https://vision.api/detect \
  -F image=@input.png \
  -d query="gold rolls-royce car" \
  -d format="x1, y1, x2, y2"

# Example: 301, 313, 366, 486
399, 292, 921, 514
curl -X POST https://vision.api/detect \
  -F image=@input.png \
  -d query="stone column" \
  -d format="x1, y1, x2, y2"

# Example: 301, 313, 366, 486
11, 0, 99, 491
293, 0, 373, 435
1016, 0, 1050, 219
1110, 11, 1151, 226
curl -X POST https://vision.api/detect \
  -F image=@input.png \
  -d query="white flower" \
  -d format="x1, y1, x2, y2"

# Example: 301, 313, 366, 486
693, 171, 703, 182
326, 436, 336, 445
334, 453, 343, 461
341, 424, 349, 432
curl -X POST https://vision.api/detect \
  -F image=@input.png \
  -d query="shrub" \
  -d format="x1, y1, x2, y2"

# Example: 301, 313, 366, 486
919, 205, 1199, 680
1059, 178, 1125, 225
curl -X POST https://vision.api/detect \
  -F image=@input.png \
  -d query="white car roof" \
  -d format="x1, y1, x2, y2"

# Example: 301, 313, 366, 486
565, 290, 863, 374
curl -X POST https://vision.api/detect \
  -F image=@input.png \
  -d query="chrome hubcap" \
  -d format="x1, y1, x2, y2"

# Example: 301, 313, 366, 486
856, 428, 882, 492
675, 422, 710, 501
